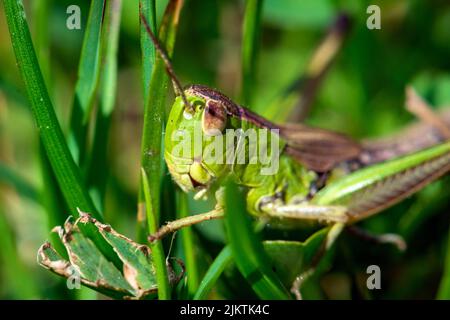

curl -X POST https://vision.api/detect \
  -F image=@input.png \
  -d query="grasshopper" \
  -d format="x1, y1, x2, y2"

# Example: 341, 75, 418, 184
140, 14, 450, 297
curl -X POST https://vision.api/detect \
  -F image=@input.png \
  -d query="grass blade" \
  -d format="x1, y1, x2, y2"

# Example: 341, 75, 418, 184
177, 191, 200, 297
140, 0, 157, 102
3, 0, 123, 269
31, 0, 70, 240
194, 246, 232, 300
224, 180, 291, 299
31, 0, 51, 85
141, 169, 170, 299
68, 0, 106, 165
87, 0, 123, 210
241, 0, 263, 107
138, 0, 183, 239
3, 0, 98, 218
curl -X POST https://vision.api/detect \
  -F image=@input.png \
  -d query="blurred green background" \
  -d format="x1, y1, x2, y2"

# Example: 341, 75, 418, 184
1, 0, 450, 299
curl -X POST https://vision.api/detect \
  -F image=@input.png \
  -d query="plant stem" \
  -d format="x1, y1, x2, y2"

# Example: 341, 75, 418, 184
177, 191, 200, 296
141, 169, 171, 299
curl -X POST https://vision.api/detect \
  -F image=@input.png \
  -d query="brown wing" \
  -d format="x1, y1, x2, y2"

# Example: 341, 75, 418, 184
280, 123, 362, 172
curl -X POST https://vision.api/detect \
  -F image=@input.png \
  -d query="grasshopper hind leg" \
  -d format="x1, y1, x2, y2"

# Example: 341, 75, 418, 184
290, 223, 345, 300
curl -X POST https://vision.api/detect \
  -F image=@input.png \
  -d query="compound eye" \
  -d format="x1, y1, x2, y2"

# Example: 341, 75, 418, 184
202, 101, 227, 136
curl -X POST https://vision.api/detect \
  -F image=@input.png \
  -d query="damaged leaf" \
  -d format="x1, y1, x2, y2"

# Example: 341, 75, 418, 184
38, 213, 184, 299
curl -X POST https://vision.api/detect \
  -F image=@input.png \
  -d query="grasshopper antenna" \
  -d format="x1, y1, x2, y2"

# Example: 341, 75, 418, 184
139, 11, 193, 113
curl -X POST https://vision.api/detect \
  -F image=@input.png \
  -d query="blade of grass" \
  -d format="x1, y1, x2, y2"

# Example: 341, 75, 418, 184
140, 0, 157, 102
224, 180, 291, 299
177, 191, 200, 297
86, 0, 122, 211
194, 246, 232, 300
141, 169, 170, 299
31, 0, 70, 250
241, 0, 263, 107
38, 143, 69, 257
68, 0, 106, 166
3, 0, 121, 268
137, 0, 183, 240
32, 0, 51, 86
137, 0, 156, 242
3, 0, 98, 218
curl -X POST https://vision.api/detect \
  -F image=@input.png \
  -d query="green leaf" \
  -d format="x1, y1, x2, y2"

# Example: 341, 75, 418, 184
140, 0, 157, 102
68, 0, 106, 166
139, 0, 184, 224
86, 0, 123, 211
177, 191, 200, 297
141, 169, 171, 300
3, 0, 122, 269
38, 214, 183, 299
194, 246, 232, 300
3, 0, 98, 218
263, 228, 332, 288
224, 180, 291, 299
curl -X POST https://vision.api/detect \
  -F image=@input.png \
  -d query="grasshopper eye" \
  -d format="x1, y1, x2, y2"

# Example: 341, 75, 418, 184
202, 101, 227, 136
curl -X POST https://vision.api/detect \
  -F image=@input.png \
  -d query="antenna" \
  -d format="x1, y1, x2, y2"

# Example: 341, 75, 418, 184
139, 11, 193, 113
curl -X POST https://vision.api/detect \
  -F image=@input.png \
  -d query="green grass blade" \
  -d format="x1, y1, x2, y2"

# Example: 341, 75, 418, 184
3, 0, 123, 269
31, 0, 69, 238
138, 0, 183, 239
177, 191, 200, 297
3, 0, 98, 218
241, 0, 263, 107
87, 0, 122, 210
136, 0, 156, 241
224, 180, 291, 299
68, 0, 106, 165
141, 169, 170, 300
31, 0, 51, 85
194, 246, 232, 300
140, 0, 157, 102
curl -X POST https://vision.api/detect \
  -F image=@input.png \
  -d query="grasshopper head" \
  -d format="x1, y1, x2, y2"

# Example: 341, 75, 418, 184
164, 86, 232, 197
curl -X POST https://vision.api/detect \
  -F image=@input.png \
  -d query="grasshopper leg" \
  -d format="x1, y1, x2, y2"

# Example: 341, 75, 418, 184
260, 202, 349, 224
290, 223, 345, 300
148, 208, 224, 242
346, 225, 407, 251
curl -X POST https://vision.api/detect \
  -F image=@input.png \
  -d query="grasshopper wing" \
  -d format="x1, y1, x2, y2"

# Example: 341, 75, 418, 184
279, 123, 362, 172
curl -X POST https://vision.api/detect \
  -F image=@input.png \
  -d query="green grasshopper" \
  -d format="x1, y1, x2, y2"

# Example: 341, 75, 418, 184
141, 14, 450, 296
